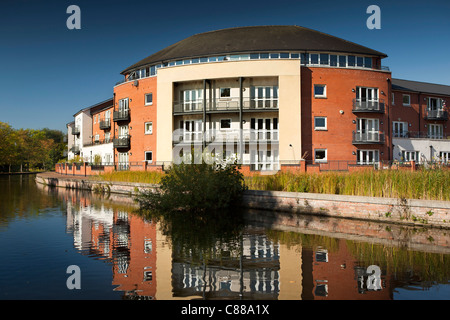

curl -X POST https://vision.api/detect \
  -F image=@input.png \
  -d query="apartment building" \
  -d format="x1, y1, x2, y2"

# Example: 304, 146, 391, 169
65, 25, 450, 172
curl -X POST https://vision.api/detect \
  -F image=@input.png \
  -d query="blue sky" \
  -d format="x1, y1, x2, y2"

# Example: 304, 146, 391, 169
1, 0, 449, 132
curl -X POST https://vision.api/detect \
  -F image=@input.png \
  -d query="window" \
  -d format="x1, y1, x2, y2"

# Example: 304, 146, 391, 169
439, 151, 450, 163
105, 132, 111, 143
364, 57, 372, 68
314, 149, 327, 163
314, 84, 327, 98
145, 151, 153, 163
402, 94, 411, 106
145, 122, 153, 135
392, 93, 395, 105
310, 53, 319, 65
401, 150, 419, 162
347, 55, 356, 67
319, 54, 329, 65
338, 55, 346, 67
251, 86, 278, 108
357, 150, 379, 165
428, 124, 443, 139
94, 134, 99, 142
145, 93, 153, 106
220, 119, 231, 129
220, 88, 231, 98
182, 89, 203, 111
314, 117, 327, 130
393, 121, 408, 137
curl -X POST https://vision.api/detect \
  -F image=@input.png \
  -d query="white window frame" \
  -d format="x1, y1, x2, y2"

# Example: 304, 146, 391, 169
439, 151, 450, 164
314, 117, 327, 130
145, 93, 153, 106
402, 94, 411, 106
314, 84, 327, 98
357, 149, 379, 165
314, 149, 327, 163
145, 122, 153, 135
393, 121, 408, 138
428, 124, 443, 139
401, 150, 420, 162
392, 93, 395, 105
145, 151, 153, 163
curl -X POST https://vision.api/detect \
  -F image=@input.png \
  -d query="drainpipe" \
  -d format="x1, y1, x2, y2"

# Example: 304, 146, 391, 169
387, 78, 391, 161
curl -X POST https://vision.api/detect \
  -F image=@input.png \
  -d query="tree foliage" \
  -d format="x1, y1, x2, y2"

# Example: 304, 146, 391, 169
0, 122, 66, 172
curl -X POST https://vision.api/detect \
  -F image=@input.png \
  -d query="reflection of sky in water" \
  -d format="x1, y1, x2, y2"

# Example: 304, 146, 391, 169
394, 284, 450, 300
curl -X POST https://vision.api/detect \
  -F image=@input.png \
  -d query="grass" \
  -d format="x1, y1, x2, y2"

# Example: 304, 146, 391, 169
95, 168, 450, 201
244, 169, 450, 201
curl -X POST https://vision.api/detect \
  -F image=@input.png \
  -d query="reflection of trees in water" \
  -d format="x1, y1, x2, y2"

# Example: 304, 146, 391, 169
142, 207, 247, 265
0, 174, 64, 227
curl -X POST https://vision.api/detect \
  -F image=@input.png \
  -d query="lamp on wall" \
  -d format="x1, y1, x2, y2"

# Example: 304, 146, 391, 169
352, 151, 356, 155
352, 88, 355, 92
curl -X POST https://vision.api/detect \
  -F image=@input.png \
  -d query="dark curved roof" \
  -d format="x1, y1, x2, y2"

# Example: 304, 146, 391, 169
121, 25, 387, 74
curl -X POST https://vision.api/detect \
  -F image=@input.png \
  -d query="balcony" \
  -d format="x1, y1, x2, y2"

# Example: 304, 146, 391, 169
83, 138, 112, 147
424, 109, 448, 121
393, 131, 449, 140
173, 97, 278, 114
173, 129, 279, 144
352, 99, 385, 113
113, 110, 130, 122
70, 146, 80, 154
99, 119, 111, 130
72, 126, 80, 135
113, 135, 130, 148
352, 131, 385, 144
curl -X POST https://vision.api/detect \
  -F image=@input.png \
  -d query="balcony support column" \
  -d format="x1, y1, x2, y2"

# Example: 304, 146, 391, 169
203, 79, 207, 149
239, 77, 244, 163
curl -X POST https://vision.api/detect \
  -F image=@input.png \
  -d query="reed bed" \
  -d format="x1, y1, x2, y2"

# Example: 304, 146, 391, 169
97, 170, 163, 184
244, 169, 450, 201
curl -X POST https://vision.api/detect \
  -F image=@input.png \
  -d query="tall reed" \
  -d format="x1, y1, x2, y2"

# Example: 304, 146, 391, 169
244, 169, 450, 201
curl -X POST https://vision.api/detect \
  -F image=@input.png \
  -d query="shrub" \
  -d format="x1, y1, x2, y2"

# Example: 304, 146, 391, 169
135, 161, 247, 213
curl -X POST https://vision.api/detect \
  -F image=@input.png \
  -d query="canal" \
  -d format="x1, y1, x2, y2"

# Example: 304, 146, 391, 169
0, 174, 449, 300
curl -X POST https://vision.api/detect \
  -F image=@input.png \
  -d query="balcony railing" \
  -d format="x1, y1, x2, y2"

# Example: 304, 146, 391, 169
173, 97, 278, 114
113, 135, 130, 148
72, 126, 80, 135
173, 129, 279, 144
99, 119, 111, 129
113, 110, 130, 122
392, 131, 449, 140
352, 99, 385, 113
352, 131, 385, 144
424, 109, 448, 121
83, 138, 112, 147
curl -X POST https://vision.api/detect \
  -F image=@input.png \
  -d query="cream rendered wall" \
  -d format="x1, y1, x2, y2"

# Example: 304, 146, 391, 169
156, 60, 301, 165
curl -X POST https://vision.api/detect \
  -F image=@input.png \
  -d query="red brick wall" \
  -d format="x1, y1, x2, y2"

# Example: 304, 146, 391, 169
301, 67, 392, 162
113, 77, 157, 164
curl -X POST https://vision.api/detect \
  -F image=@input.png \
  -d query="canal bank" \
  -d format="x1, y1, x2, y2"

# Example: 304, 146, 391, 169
35, 172, 450, 229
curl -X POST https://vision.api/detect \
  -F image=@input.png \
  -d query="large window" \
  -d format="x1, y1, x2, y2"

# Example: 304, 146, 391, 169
428, 124, 443, 139
357, 150, 379, 165
250, 86, 278, 108
393, 121, 408, 138
355, 118, 380, 142
440, 151, 450, 163
401, 150, 419, 162
182, 89, 203, 111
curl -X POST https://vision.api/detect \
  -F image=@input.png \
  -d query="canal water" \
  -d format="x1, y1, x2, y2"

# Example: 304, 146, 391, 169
0, 174, 449, 300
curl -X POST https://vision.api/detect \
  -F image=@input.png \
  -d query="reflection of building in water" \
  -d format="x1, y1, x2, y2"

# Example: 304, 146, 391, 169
303, 239, 393, 300
65, 194, 157, 299
171, 231, 280, 299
